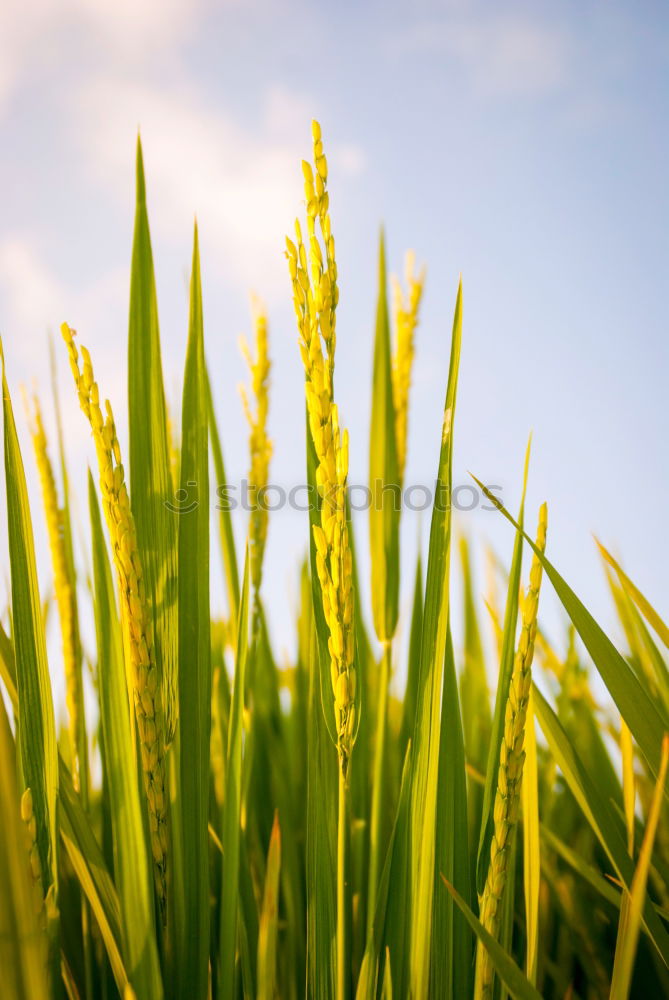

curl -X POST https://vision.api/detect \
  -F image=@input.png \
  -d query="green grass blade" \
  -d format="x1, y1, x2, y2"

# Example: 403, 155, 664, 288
533, 685, 669, 966
475, 478, 669, 784
128, 137, 179, 743
476, 440, 529, 894
610, 735, 669, 1000
177, 224, 211, 1000
356, 742, 412, 1000
399, 551, 423, 756
2, 347, 58, 897
369, 229, 400, 643
257, 812, 281, 1000
89, 472, 163, 1000
219, 550, 250, 999
540, 825, 623, 908
207, 365, 240, 625
367, 231, 401, 941
0, 695, 49, 999
431, 625, 472, 999
408, 278, 462, 997
459, 535, 490, 864
441, 878, 542, 1000
596, 539, 669, 648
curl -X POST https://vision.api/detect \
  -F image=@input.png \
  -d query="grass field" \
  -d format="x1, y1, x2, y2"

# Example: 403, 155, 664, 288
1, 122, 668, 1000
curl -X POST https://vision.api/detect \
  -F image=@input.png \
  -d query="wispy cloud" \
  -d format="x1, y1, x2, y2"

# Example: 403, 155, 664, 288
0, 232, 128, 440
0, 0, 211, 113
70, 75, 364, 297
389, 10, 571, 98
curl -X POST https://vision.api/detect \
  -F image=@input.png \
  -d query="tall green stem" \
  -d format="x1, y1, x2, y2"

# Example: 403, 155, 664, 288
367, 639, 391, 935
337, 764, 350, 1000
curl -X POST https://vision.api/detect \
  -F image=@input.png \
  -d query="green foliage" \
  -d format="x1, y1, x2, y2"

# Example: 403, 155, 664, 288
0, 136, 667, 1000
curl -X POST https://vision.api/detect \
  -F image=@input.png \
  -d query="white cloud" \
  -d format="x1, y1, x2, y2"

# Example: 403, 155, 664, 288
71, 75, 365, 297
0, 0, 210, 113
0, 234, 128, 440
390, 12, 570, 98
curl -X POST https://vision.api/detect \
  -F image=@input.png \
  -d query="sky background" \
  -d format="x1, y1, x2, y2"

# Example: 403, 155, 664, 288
1, 0, 667, 716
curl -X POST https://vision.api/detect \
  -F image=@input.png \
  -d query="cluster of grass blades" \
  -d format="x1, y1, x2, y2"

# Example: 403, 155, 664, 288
1, 121, 668, 1000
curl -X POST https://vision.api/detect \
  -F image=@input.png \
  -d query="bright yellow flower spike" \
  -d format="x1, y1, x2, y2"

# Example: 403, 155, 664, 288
285, 121, 355, 773
239, 297, 272, 597
60, 322, 169, 917
391, 250, 425, 483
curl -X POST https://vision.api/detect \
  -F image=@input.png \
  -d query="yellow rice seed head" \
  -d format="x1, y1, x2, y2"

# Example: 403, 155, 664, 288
346, 704, 356, 738
30, 844, 42, 882
475, 504, 548, 995
151, 833, 163, 864
391, 252, 425, 482
61, 325, 169, 914
27, 396, 84, 790
286, 123, 356, 766
316, 154, 328, 181
335, 671, 349, 708
240, 298, 272, 596
313, 525, 327, 558
311, 119, 322, 142
20, 787, 33, 824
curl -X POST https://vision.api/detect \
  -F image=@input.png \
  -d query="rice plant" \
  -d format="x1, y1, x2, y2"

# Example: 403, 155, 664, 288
1, 122, 668, 1000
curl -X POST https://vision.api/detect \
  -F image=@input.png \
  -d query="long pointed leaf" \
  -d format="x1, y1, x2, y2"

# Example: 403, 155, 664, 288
474, 478, 669, 783
408, 279, 462, 997
177, 225, 211, 1000
128, 137, 179, 743
369, 229, 400, 643
2, 347, 58, 895
533, 685, 669, 966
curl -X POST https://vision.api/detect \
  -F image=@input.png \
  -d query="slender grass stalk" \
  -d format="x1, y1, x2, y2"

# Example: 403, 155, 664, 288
337, 766, 349, 1000
474, 502, 547, 999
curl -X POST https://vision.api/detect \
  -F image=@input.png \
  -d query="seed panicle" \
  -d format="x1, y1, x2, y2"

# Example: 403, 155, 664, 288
285, 121, 355, 773
475, 501, 548, 999
60, 322, 169, 916
26, 395, 85, 795
239, 297, 272, 596
391, 251, 425, 483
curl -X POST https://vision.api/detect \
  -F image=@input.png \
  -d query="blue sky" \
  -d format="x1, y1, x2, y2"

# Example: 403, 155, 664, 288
1, 0, 667, 709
